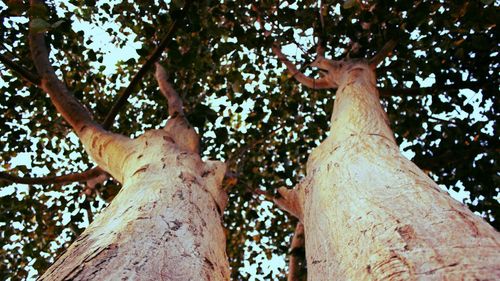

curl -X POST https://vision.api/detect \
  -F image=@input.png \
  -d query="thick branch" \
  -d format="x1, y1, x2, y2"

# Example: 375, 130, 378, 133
155, 63, 184, 117
0, 167, 106, 185
0, 53, 40, 85
274, 187, 304, 221
18, 0, 192, 185
272, 44, 332, 89
369, 39, 397, 68
28, 0, 94, 131
101, 1, 191, 129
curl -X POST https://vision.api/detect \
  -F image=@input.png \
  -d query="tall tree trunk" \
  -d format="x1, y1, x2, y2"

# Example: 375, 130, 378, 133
28, 4, 230, 276
275, 62, 500, 280
40, 120, 230, 280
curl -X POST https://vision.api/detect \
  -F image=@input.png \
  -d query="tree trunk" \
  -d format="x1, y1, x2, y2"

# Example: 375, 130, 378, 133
28, 14, 230, 277
40, 121, 230, 280
276, 63, 500, 280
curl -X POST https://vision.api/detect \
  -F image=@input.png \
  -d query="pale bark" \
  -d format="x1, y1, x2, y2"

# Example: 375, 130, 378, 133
28, 4, 230, 277
40, 127, 230, 281
36, 79, 230, 280
34, 63, 229, 279
274, 53, 500, 280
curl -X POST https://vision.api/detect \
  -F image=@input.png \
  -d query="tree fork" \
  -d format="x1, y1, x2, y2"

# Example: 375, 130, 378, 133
101, 0, 192, 129
27, 1, 230, 279
0, 1, 193, 188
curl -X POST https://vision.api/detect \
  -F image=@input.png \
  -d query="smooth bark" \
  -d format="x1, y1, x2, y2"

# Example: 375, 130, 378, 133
28, 4, 230, 277
40, 126, 230, 280
274, 56, 500, 280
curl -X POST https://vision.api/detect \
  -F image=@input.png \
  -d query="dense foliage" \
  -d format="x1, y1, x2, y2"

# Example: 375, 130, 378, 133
0, 0, 498, 279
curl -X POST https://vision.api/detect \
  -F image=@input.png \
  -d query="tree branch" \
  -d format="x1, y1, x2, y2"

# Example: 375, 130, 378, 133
0, 167, 107, 185
288, 222, 306, 281
272, 44, 332, 89
369, 39, 397, 68
154, 62, 184, 117
101, 0, 192, 129
26, 0, 128, 185
8, 0, 191, 187
0, 52, 40, 85
28, 0, 94, 131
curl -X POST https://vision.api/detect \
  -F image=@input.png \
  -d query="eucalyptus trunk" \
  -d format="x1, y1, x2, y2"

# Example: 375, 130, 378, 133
275, 60, 500, 280
28, 9, 230, 277
39, 119, 230, 281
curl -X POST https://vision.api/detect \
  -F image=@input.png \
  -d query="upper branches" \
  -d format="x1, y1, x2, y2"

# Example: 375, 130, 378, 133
101, 0, 192, 129
272, 37, 398, 91
273, 42, 481, 97
0, 167, 107, 185
0, 53, 40, 85
2, 0, 193, 187
155, 62, 184, 118
272, 44, 334, 89
28, 0, 95, 132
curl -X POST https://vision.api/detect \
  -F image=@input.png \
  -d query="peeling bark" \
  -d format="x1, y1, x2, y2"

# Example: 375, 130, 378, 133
40, 127, 230, 280
29, 3, 230, 276
275, 51, 500, 280
40, 101, 230, 280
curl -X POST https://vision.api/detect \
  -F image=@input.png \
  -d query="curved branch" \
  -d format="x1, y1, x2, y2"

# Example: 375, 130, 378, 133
101, 0, 192, 129
155, 62, 184, 117
369, 39, 397, 68
0, 53, 40, 85
272, 44, 332, 89
16, 0, 192, 186
28, 0, 94, 131
0, 167, 107, 185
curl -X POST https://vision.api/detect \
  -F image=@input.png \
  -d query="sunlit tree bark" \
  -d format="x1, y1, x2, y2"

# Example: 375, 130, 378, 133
28, 1, 230, 279
274, 45, 500, 280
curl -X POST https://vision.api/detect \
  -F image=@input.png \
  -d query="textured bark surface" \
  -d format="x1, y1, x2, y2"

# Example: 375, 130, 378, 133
41, 119, 230, 280
28, 12, 230, 278
277, 63, 500, 280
